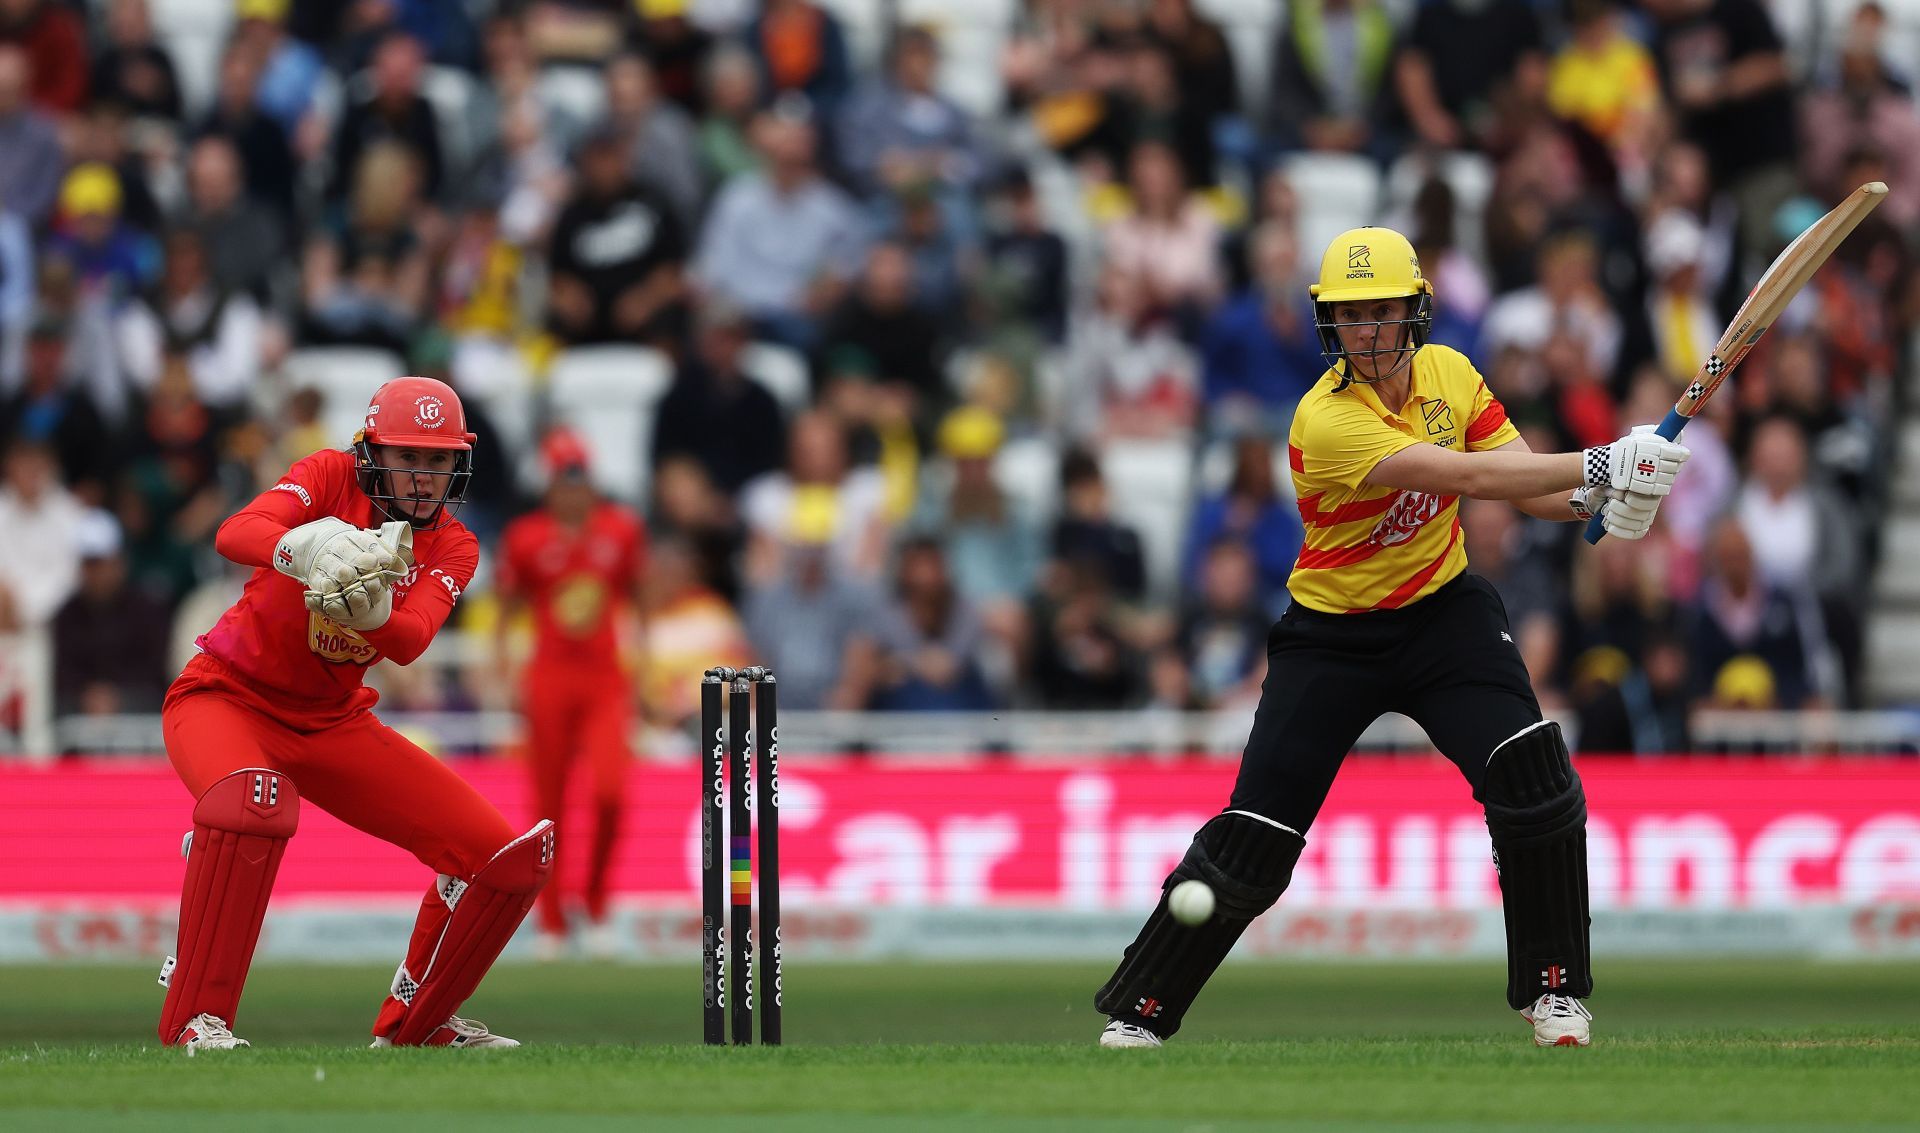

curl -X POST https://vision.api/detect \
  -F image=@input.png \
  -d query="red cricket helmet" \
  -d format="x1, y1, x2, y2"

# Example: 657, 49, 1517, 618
352, 376, 478, 529
540, 427, 592, 479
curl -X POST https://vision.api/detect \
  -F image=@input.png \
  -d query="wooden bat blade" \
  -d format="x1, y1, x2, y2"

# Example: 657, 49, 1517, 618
1672, 181, 1887, 419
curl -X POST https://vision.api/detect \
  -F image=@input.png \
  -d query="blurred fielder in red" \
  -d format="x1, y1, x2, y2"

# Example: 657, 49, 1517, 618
496, 429, 648, 960
157, 376, 551, 1052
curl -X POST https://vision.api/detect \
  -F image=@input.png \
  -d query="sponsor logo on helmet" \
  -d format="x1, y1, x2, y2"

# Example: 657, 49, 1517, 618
364, 404, 380, 434
414, 396, 447, 429
1346, 244, 1373, 280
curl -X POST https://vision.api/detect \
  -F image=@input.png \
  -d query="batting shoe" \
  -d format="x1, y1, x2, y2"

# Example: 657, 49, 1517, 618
176, 1013, 249, 1053
1522, 994, 1592, 1047
371, 1015, 521, 1049
1099, 1019, 1165, 1049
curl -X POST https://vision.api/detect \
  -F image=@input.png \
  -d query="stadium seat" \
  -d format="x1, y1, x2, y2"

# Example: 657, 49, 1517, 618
421, 67, 480, 185
1283, 153, 1383, 266
1101, 438, 1196, 599
147, 0, 233, 120
817, 0, 888, 69
545, 346, 674, 506
740, 343, 813, 418
281, 347, 411, 449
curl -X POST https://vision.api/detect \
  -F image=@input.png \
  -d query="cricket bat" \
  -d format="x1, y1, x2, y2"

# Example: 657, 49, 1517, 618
1584, 180, 1889, 544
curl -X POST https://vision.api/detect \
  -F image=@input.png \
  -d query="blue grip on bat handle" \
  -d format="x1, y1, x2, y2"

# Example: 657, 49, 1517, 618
1582, 408, 1691, 545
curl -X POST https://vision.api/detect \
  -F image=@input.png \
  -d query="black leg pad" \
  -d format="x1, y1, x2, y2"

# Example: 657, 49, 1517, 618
1481, 721, 1593, 1010
1094, 811, 1306, 1037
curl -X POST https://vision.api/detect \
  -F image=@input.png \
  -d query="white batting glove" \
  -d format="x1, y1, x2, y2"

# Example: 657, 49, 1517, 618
1569, 485, 1662, 541
1583, 424, 1690, 496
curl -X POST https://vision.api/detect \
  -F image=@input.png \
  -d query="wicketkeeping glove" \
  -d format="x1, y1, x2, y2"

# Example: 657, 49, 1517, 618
301, 521, 415, 630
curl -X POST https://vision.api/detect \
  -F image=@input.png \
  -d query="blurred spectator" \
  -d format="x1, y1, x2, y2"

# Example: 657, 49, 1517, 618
890, 186, 973, 315
652, 299, 787, 495
327, 31, 445, 206
116, 356, 228, 604
741, 539, 877, 710
1748, 333, 1868, 502
116, 229, 265, 411
234, 0, 325, 140
1644, 0, 1796, 264
653, 455, 746, 602
68, 100, 165, 237
1049, 447, 1146, 601
545, 126, 688, 347
1736, 415, 1861, 701
820, 242, 946, 419
693, 98, 865, 350
1183, 434, 1301, 615
1030, 557, 1142, 709
179, 136, 285, 301
44, 163, 160, 304
1690, 516, 1813, 708
90, 0, 183, 125
0, 202, 29, 383
0, 438, 84, 633
979, 168, 1068, 345
52, 509, 170, 716
1621, 367, 1731, 573
1268, 0, 1395, 157
1641, 210, 1717, 387
1200, 221, 1323, 435
741, 409, 891, 582
1145, 0, 1239, 128
917, 405, 1041, 608
870, 536, 996, 710
1546, 0, 1660, 164
1481, 125, 1588, 294
746, 0, 851, 116
837, 26, 980, 203
1462, 494, 1561, 634
1102, 141, 1221, 318
1800, 5, 1920, 228
1707, 653, 1779, 712
606, 52, 703, 226
300, 140, 431, 353
1098, 42, 1216, 192
628, 0, 716, 115
195, 41, 298, 221
1, 318, 115, 494
1480, 229, 1621, 395
1407, 175, 1491, 347
0, 45, 65, 222
467, 85, 570, 248
1060, 261, 1198, 441
1564, 534, 1672, 673
638, 531, 753, 729
1177, 539, 1268, 709
1393, 0, 1545, 152
697, 42, 763, 183
0, 0, 86, 114
1575, 626, 1692, 752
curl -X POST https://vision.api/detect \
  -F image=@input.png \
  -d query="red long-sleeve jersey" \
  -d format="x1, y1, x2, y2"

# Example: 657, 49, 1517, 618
194, 448, 477, 728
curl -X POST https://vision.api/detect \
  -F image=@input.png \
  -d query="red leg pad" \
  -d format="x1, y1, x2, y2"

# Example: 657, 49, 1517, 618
388, 820, 554, 1046
158, 768, 300, 1044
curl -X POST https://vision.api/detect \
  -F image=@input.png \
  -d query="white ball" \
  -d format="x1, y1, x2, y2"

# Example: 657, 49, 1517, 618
1168, 879, 1216, 926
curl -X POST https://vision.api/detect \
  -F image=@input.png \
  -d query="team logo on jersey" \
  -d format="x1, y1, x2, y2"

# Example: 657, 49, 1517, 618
1422, 400, 1455, 436
414, 396, 447, 429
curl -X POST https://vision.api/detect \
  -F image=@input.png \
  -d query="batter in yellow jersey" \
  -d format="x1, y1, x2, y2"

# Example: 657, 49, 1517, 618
1287, 343, 1519, 613
1095, 226, 1694, 1054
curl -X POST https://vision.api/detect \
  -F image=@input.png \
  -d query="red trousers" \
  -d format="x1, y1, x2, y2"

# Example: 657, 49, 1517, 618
522, 665, 630, 933
163, 655, 518, 1037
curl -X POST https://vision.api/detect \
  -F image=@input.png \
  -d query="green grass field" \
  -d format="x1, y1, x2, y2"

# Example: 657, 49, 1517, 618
2, 959, 1917, 1131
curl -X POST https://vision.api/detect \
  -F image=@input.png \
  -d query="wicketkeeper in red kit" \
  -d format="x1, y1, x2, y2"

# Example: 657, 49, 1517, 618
156, 376, 553, 1051
496, 429, 649, 960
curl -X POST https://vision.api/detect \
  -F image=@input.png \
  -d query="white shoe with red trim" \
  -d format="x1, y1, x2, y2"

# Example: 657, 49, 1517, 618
371, 1015, 521, 1049
176, 1013, 249, 1053
1099, 1019, 1164, 1049
1522, 994, 1592, 1047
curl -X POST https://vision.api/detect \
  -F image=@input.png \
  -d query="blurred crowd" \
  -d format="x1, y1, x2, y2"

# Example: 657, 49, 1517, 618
0, 0, 1915, 754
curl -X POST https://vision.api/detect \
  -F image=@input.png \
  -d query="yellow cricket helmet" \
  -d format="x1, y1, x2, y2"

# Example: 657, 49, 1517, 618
1309, 226, 1434, 388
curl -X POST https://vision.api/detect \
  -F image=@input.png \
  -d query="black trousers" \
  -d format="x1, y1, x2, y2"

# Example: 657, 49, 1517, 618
1230, 573, 1543, 831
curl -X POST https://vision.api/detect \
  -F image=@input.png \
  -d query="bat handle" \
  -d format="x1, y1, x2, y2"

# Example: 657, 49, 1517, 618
1582, 408, 1693, 545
